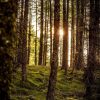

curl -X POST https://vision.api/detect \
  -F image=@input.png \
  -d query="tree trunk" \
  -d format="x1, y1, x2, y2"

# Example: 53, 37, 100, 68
46, 0, 60, 99
22, 0, 29, 82
35, 0, 38, 65
27, 9, 32, 64
38, 0, 44, 65
70, 0, 75, 69
70, 0, 75, 73
17, 0, 24, 68
62, 0, 69, 74
0, 1, 17, 99
49, 0, 53, 65
84, 0, 99, 99
43, 0, 48, 66
75, 0, 84, 70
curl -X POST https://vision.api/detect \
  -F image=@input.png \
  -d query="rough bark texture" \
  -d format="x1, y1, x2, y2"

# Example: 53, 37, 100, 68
22, 0, 29, 82
43, 0, 48, 65
75, 0, 84, 69
0, 0, 17, 99
27, 9, 32, 64
84, 0, 100, 99
46, 0, 60, 99
62, 0, 69, 73
70, 0, 75, 72
17, 0, 24, 68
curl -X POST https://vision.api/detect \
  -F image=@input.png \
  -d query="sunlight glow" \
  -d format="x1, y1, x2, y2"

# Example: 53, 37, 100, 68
59, 28, 64, 37
59, 28, 71, 67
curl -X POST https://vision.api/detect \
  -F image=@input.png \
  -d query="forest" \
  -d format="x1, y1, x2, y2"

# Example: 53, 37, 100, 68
0, 0, 100, 100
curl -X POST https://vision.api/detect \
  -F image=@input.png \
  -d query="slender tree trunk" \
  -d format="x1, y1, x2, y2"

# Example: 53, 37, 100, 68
75, 0, 80, 70
22, 0, 29, 82
62, 0, 69, 74
46, 0, 60, 99
27, 9, 32, 64
79, 0, 84, 68
43, 0, 48, 65
75, 0, 84, 69
70, 0, 75, 69
17, 0, 24, 67
38, 0, 44, 65
35, 0, 38, 65
0, 1, 17, 99
95, 0, 100, 98
49, 0, 53, 65
94, 0, 100, 68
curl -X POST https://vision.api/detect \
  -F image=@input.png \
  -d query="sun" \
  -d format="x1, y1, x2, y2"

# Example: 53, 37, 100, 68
59, 28, 64, 37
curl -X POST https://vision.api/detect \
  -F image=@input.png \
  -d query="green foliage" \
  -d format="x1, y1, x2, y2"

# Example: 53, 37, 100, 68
11, 66, 85, 100
55, 69, 85, 100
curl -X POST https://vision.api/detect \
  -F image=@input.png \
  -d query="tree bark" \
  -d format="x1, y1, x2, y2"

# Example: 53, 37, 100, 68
38, 0, 44, 65
17, 0, 24, 68
0, 0, 17, 99
22, 0, 29, 82
27, 9, 32, 64
43, 0, 48, 66
50, 0, 53, 65
75, 0, 84, 69
84, 0, 99, 99
35, 0, 38, 65
70, 0, 75, 68
46, 0, 60, 99
62, 0, 69, 74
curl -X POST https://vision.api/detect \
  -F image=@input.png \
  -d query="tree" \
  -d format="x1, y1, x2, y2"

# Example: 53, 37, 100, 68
95, 1, 100, 97
43, 0, 48, 65
94, 0, 100, 68
46, 0, 60, 99
62, 0, 69, 74
17, 0, 24, 68
27, 8, 32, 64
22, 0, 29, 82
70, 0, 75, 72
0, 0, 17, 99
49, 0, 53, 65
38, 0, 44, 65
35, 0, 38, 65
75, 0, 84, 69
84, 0, 100, 99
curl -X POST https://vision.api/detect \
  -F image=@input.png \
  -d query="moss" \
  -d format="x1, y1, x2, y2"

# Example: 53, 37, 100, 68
11, 66, 85, 100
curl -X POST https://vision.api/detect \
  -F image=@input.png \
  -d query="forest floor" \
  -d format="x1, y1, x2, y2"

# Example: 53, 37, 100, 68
11, 65, 86, 100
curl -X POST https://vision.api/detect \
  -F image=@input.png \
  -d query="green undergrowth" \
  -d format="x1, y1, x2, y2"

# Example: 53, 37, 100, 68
11, 66, 85, 100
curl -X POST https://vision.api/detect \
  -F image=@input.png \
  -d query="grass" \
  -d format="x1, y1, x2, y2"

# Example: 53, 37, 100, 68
11, 65, 85, 100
